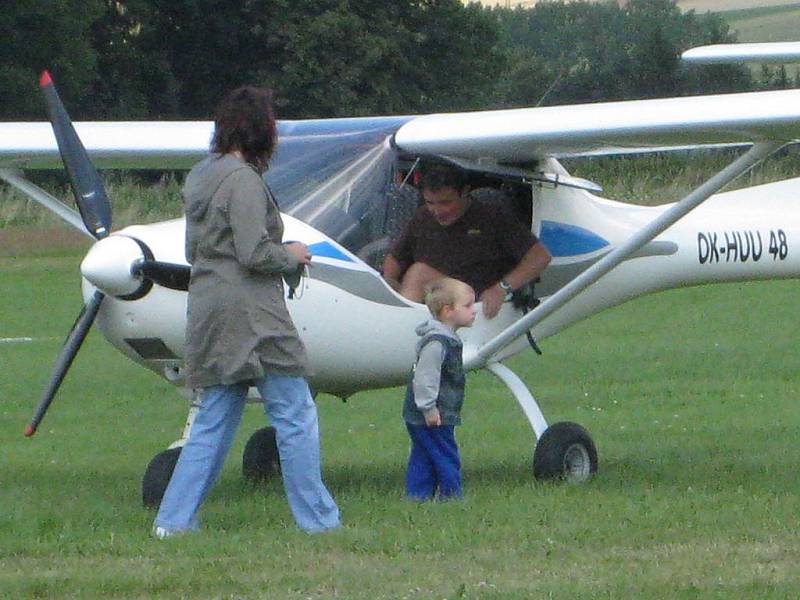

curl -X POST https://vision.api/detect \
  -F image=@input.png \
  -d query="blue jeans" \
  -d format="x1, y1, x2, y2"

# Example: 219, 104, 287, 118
405, 423, 462, 500
154, 375, 340, 533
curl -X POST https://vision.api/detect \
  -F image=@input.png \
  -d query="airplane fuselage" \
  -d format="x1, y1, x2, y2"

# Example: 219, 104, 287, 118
82, 166, 800, 398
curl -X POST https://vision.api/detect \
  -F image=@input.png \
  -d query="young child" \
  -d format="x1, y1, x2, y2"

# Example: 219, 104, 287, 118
403, 277, 477, 501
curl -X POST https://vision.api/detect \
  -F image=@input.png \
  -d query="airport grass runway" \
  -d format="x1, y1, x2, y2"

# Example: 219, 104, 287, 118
2, 249, 800, 598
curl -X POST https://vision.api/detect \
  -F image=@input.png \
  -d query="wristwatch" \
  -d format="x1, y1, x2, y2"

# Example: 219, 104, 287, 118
498, 279, 513, 293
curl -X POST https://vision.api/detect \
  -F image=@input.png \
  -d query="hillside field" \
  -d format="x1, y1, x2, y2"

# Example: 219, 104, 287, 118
475, 0, 800, 43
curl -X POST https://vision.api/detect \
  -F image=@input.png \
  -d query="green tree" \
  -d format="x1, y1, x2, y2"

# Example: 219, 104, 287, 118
490, 0, 752, 108
105, 0, 505, 118
87, 0, 179, 118
394, 0, 505, 113
0, 0, 102, 119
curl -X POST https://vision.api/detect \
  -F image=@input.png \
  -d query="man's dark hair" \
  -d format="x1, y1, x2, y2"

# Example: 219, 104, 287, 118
211, 86, 277, 171
420, 163, 468, 192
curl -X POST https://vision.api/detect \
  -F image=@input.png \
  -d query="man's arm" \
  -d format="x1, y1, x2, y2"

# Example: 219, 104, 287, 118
503, 241, 552, 290
382, 253, 405, 291
480, 241, 552, 318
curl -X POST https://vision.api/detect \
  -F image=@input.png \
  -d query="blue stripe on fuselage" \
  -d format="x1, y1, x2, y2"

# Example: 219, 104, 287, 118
539, 221, 609, 257
308, 241, 354, 262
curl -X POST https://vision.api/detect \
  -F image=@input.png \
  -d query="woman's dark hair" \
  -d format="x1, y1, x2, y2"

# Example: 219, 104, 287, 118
211, 86, 277, 171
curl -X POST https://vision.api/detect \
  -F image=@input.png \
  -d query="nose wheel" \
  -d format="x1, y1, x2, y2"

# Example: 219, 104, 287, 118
141, 425, 282, 508
242, 426, 281, 482
142, 447, 181, 507
141, 390, 283, 507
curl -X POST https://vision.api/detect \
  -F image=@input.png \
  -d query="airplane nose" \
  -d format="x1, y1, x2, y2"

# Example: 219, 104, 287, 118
80, 235, 145, 296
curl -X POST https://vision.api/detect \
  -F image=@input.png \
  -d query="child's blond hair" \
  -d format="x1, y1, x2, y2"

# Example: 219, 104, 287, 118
423, 277, 473, 319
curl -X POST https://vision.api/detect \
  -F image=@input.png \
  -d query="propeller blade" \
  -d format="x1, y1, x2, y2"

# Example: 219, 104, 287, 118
40, 71, 112, 239
135, 261, 191, 291
24, 291, 105, 437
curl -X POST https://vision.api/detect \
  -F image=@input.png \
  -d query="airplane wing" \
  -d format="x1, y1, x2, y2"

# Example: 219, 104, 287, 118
0, 121, 214, 170
682, 42, 800, 64
392, 89, 800, 161
3, 90, 800, 169
0, 116, 410, 170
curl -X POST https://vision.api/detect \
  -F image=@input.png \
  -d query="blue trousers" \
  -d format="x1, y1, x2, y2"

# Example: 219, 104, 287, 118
405, 423, 462, 500
155, 375, 340, 533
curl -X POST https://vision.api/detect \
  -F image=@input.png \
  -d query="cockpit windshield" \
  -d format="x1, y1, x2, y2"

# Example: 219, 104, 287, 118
267, 116, 410, 256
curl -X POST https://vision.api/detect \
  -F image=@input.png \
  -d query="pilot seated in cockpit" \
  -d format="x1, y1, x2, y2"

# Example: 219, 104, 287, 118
382, 163, 551, 319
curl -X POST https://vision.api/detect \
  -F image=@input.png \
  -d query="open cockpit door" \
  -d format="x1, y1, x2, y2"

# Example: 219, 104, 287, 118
360, 152, 547, 272
358, 152, 549, 271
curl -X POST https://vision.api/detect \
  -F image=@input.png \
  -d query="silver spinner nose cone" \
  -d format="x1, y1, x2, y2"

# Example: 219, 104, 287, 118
80, 235, 144, 296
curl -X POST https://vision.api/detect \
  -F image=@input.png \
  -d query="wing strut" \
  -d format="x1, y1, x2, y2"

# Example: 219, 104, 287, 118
469, 141, 782, 368
0, 168, 93, 238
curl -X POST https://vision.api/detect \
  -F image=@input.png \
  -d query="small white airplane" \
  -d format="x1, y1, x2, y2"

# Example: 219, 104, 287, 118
3, 44, 800, 505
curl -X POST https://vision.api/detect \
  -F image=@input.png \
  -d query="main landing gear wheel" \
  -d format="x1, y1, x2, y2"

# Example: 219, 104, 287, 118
142, 447, 181, 507
533, 421, 597, 484
242, 426, 281, 483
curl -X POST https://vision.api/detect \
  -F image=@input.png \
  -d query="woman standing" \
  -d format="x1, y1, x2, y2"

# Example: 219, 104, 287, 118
153, 86, 340, 536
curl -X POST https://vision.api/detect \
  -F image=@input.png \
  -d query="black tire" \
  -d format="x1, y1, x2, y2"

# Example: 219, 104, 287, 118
142, 447, 181, 507
533, 421, 597, 483
242, 426, 281, 483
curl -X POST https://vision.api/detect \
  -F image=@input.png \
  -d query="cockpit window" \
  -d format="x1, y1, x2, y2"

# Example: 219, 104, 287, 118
267, 117, 408, 255
266, 117, 533, 267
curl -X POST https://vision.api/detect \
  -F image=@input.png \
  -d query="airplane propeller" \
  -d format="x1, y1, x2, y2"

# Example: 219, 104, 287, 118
24, 291, 104, 437
25, 73, 189, 437
40, 71, 112, 240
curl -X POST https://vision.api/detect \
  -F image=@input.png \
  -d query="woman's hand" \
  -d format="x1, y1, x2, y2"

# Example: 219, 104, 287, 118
285, 242, 312, 265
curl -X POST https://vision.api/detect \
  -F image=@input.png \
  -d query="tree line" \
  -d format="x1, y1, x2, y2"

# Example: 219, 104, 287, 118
0, 0, 779, 122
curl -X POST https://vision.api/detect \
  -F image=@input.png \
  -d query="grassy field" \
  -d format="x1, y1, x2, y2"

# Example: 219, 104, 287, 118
478, 0, 800, 47
2, 237, 800, 597
2, 151, 800, 597
0, 172, 183, 231
722, 2, 800, 42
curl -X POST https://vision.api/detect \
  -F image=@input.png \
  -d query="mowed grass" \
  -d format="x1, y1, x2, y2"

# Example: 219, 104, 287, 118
2, 246, 800, 598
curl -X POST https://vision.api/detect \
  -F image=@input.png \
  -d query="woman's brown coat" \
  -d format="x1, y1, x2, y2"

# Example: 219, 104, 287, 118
182, 154, 308, 388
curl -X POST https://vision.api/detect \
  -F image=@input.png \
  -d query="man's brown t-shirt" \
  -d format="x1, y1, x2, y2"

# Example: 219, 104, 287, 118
389, 199, 538, 295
